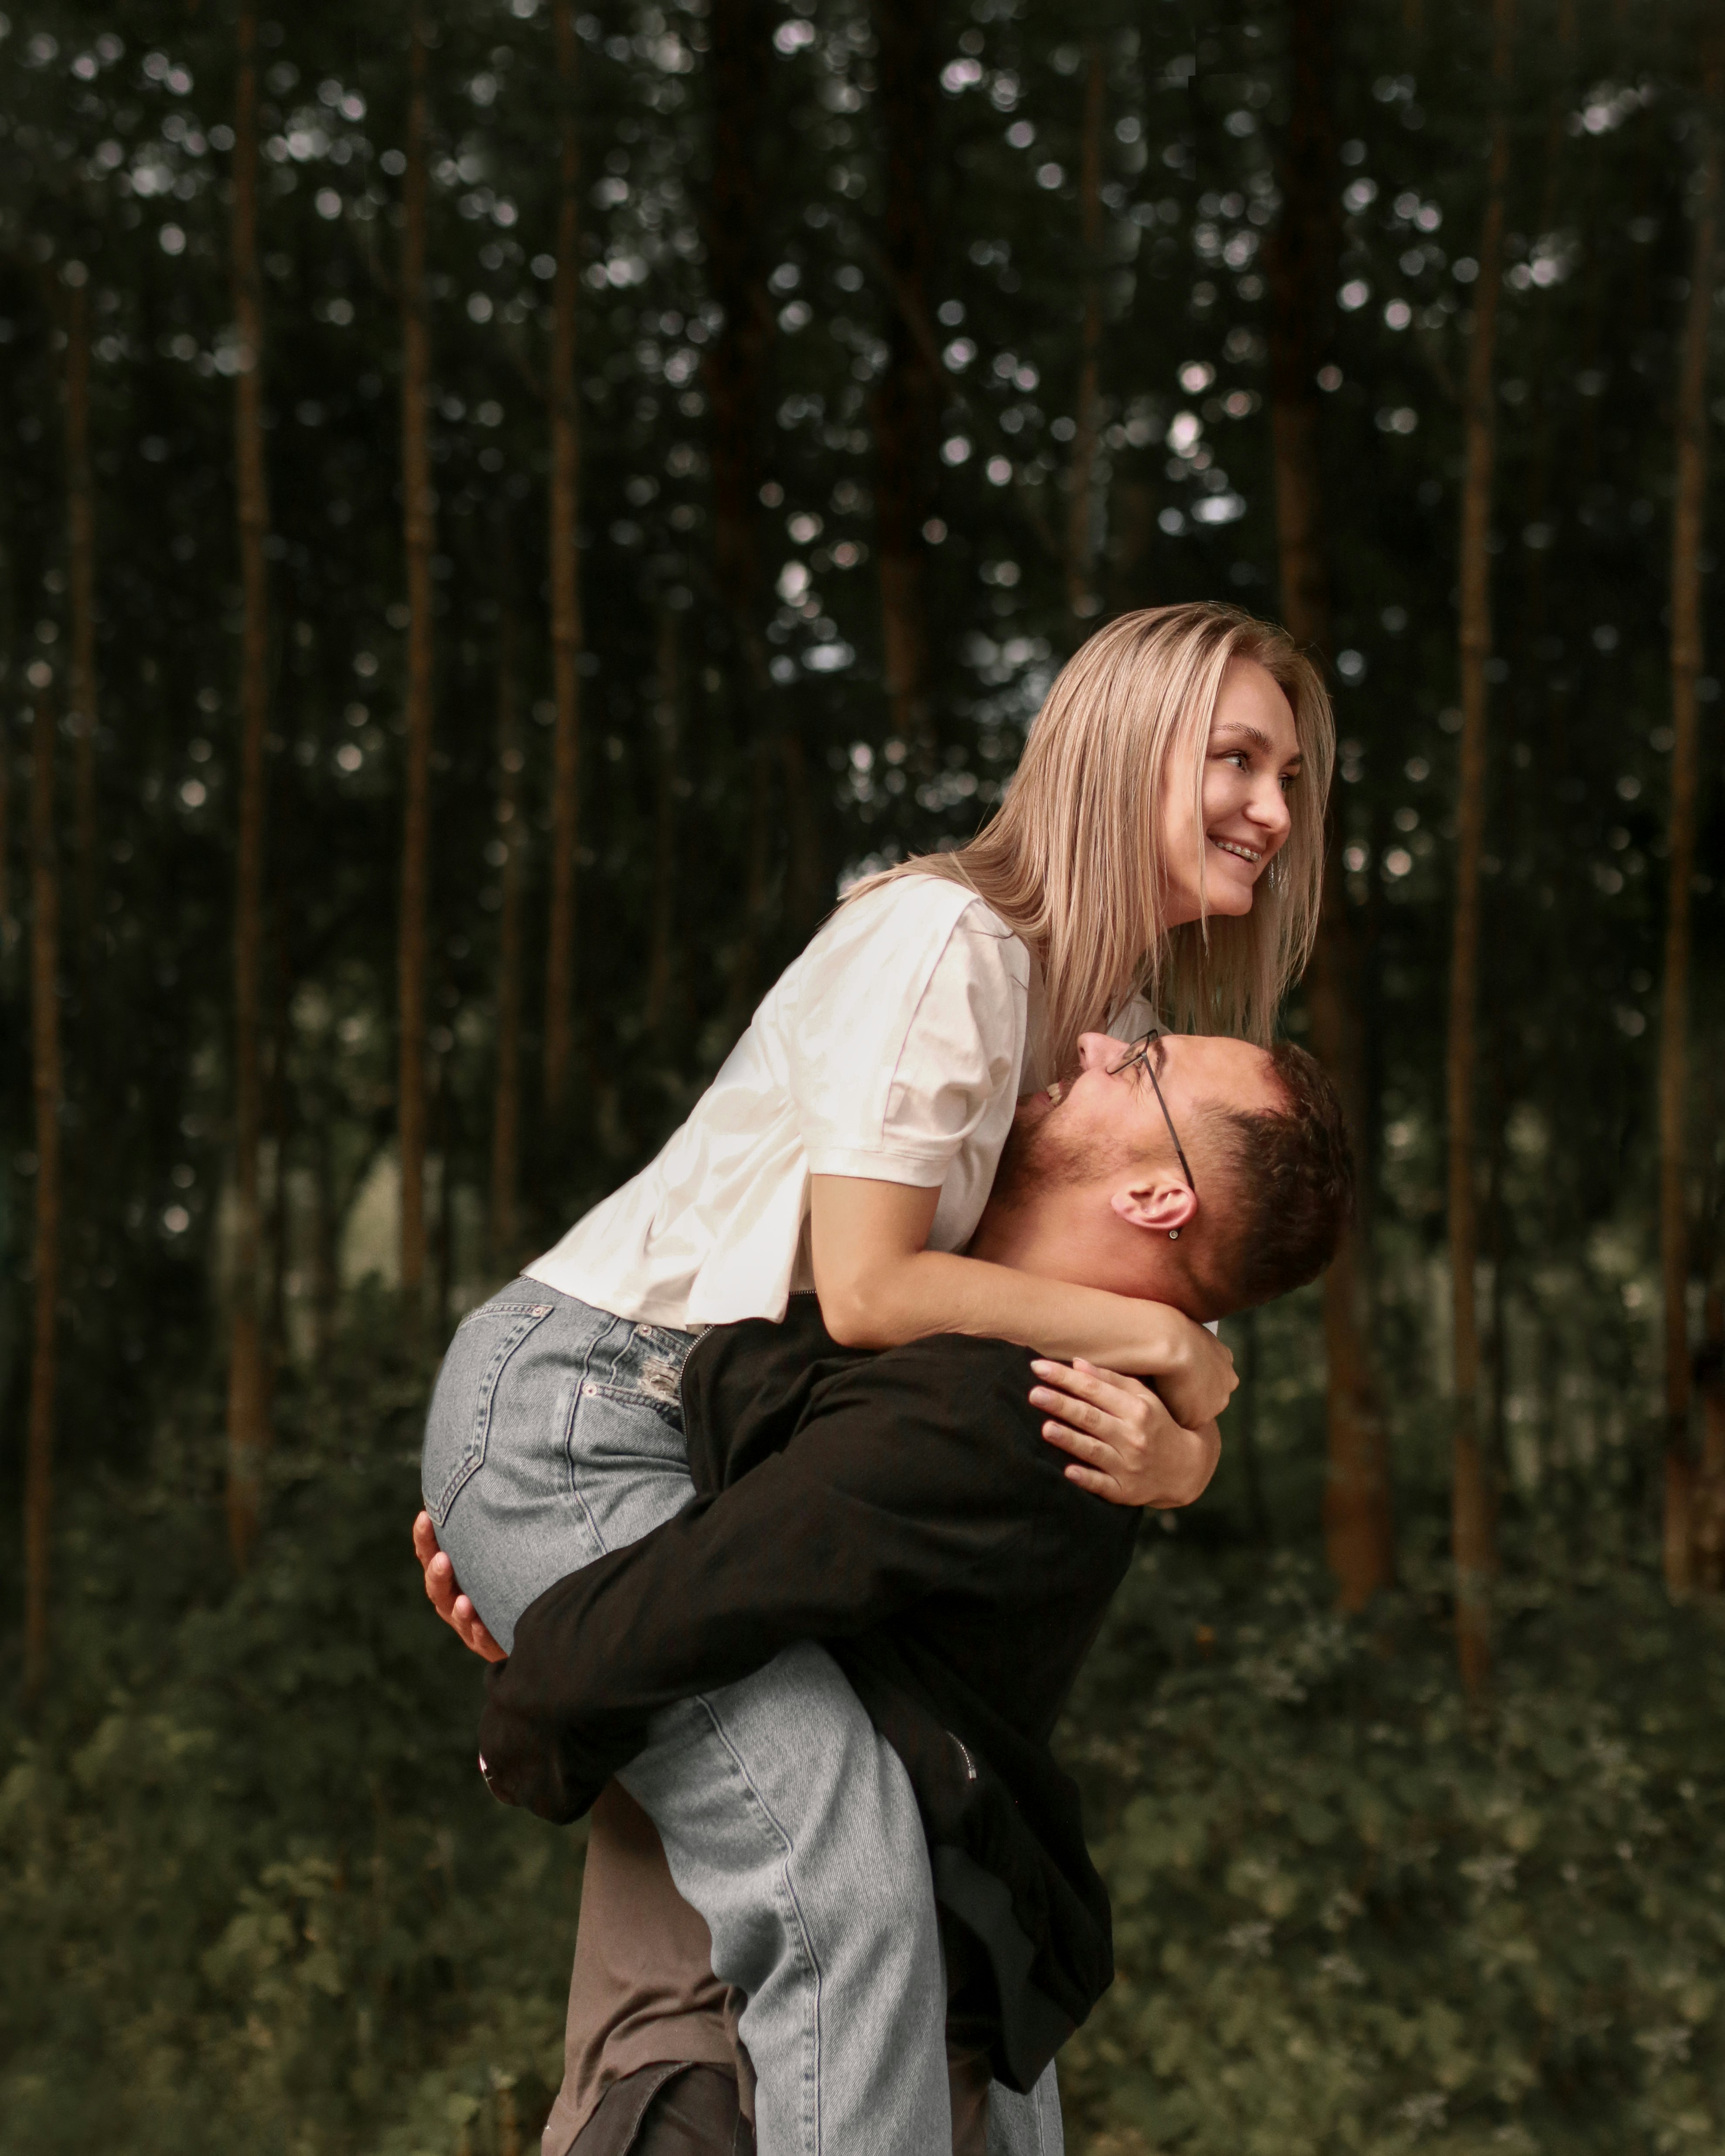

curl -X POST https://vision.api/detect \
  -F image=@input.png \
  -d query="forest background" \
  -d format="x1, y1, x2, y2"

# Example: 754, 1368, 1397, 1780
3, 0, 1725, 2149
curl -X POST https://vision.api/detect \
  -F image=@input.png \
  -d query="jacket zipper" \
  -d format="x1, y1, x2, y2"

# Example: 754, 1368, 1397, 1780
950, 1733, 978, 1783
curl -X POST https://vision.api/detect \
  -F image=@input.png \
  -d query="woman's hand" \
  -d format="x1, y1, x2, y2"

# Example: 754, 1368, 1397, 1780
413, 1511, 507, 1663
1030, 1358, 1222, 1509
1132, 1314, 1236, 1429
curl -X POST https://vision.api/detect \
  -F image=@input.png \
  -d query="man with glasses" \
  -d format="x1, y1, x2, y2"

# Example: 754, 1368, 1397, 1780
433, 1029, 1352, 2156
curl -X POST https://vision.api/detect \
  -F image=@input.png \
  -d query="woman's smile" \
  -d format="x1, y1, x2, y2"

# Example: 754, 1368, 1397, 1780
1209, 834, 1264, 866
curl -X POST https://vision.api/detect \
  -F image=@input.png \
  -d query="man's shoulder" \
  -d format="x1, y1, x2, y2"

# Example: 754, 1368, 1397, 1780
852, 1332, 1043, 1437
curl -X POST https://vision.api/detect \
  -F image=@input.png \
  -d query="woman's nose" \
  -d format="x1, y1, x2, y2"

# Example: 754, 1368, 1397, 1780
1246, 777, 1292, 843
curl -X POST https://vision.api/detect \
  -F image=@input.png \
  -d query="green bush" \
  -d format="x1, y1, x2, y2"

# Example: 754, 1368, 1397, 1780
0, 1349, 583, 2156
4, 1353, 1723, 2154
1058, 1547, 1725, 2155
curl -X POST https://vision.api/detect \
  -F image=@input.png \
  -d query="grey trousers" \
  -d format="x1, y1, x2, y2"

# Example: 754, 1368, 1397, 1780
424, 1282, 1060, 2156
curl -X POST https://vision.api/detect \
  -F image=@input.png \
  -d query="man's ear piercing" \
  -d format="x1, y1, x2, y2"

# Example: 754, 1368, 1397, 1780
1168, 1227, 1180, 1241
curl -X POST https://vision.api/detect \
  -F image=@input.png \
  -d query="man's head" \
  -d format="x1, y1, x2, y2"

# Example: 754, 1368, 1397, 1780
968, 1030, 1353, 1323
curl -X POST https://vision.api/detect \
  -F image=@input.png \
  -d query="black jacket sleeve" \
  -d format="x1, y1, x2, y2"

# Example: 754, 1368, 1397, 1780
477, 1350, 1040, 1822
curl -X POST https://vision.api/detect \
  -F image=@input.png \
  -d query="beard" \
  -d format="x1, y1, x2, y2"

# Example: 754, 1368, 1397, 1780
989, 1095, 1128, 1214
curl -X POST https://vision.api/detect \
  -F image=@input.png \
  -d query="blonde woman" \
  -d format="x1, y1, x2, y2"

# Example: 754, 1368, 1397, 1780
416, 601, 1332, 2155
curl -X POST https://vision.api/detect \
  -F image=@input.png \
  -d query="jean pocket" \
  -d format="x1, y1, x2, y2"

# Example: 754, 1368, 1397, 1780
584, 1321, 694, 1431
422, 1297, 557, 1526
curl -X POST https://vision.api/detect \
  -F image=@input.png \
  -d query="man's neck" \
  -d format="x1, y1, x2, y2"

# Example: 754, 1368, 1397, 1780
968, 1196, 1204, 1315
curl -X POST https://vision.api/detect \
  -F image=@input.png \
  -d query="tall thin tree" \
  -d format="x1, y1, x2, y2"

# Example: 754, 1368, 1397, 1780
489, 584, 526, 1272
1448, 0, 1515, 1693
1659, 44, 1723, 1598
0, 704, 11, 965
706, 0, 777, 1013
543, 0, 585, 1120
1268, 0, 1395, 1612
24, 684, 63, 1703
398, 2, 435, 1324
226, 0, 272, 1569
1065, 38, 1106, 624
63, 269, 98, 937
645, 604, 681, 1042
871, 0, 940, 742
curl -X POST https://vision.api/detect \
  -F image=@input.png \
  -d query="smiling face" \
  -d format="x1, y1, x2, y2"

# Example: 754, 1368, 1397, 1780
1157, 658, 1302, 927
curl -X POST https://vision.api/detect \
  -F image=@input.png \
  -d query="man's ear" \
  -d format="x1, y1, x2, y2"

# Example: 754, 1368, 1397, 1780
1109, 1177, 1199, 1238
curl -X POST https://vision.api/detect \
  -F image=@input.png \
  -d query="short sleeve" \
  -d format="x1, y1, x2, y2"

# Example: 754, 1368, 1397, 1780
787, 880, 1029, 1187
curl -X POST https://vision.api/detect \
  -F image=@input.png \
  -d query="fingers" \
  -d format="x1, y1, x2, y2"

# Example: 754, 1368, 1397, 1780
458, 1603, 508, 1663
1030, 1358, 1158, 1418
1061, 1461, 1121, 1501
412, 1508, 506, 1659
1041, 1391, 1217, 1508
1028, 1388, 1117, 1439
424, 1549, 460, 1619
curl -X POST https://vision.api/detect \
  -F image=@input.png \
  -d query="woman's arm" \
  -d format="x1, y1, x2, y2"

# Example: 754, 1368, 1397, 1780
810, 1175, 1236, 1430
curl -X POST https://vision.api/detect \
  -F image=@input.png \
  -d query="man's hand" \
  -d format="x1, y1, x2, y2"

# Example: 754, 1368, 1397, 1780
1030, 1358, 1221, 1509
413, 1511, 507, 1662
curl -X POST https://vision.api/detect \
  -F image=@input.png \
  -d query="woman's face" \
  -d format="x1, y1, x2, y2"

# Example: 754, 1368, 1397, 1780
1158, 658, 1302, 927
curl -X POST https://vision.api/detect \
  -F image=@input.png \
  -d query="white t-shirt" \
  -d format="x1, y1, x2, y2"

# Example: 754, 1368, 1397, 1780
526, 876, 1049, 1329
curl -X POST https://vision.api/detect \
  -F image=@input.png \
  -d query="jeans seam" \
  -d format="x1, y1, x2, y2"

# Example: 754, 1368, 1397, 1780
560, 1310, 630, 1553
686, 1688, 825, 2156
431, 1302, 555, 1522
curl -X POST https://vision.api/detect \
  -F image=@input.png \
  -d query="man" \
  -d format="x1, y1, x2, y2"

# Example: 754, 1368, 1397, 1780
421, 1029, 1352, 2155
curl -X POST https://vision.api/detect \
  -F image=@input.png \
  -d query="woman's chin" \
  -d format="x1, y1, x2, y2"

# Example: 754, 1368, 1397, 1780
1205, 876, 1257, 917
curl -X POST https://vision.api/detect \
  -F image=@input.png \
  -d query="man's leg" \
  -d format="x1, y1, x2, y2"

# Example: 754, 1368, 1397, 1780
571, 2065, 753, 2156
622, 1643, 951, 2156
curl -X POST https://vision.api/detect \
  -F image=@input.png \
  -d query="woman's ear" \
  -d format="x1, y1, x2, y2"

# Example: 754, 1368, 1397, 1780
1110, 1177, 1199, 1238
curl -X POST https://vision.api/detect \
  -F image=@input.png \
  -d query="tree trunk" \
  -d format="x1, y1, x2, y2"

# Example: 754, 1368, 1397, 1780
646, 604, 681, 1043
1268, 0, 1394, 1612
1696, 1289, 1725, 1593
311, 1111, 338, 1361
226, 0, 271, 1571
434, 1040, 455, 1340
1660, 46, 1722, 1598
871, 0, 939, 741
1448, 0, 1515, 1694
398, 2, 435, 1329
1065, 39, 1106, 625
24, 686, 63, 1705
266, 928, 292, 1370
63, 276, 98, 940
543, 0, 585, 1120
490, 587, 525, 1272
706, 0, 777, 1017
0, 707, 12, 964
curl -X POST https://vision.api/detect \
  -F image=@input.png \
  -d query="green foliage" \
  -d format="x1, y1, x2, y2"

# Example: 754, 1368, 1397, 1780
1059, 1546, 1725, 2154
0, 1341, 584, 2155
3, 1345, 1723, 2153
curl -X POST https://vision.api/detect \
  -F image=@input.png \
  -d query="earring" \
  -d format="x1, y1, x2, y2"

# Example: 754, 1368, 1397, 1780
1168, 1228, 1180, 1241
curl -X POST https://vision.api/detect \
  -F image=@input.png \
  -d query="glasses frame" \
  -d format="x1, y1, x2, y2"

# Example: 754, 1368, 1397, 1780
1107, 1025, 1199, 1194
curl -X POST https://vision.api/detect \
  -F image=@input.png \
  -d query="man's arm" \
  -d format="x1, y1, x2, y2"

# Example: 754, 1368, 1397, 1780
413, 1356, 1213, 1661
479, 1356, 1040, 1822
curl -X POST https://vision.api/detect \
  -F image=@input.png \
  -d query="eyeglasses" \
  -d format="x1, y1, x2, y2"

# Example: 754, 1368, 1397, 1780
1108, 1025, 1198, 1194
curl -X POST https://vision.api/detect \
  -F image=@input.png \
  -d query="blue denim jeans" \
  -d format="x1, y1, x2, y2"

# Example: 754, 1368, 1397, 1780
422, 1281, 1061, 2156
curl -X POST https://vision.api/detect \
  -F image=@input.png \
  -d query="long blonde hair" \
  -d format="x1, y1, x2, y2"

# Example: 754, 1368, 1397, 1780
852, 602, 1333, 1071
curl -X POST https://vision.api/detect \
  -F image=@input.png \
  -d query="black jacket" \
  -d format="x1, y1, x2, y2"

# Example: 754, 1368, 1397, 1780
479, 1299, 1141, 2090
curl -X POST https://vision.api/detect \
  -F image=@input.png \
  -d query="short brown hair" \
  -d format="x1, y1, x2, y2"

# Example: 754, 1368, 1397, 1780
1206, 1041, 1354, 1311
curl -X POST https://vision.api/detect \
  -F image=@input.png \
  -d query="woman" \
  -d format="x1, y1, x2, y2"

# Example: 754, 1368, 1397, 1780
418, 601, 1331, 2155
